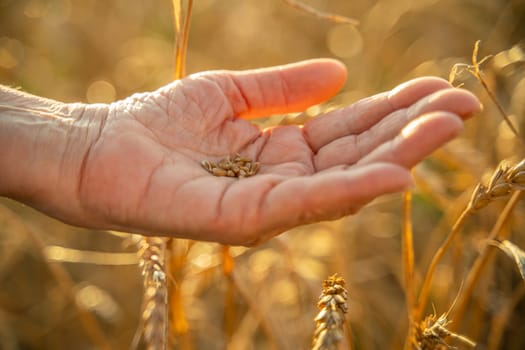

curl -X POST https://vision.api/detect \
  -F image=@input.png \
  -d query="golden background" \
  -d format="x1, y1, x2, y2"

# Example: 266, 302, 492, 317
1, 0, 525, 349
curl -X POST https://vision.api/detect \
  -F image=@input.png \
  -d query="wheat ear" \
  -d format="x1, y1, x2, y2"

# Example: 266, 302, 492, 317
413, 312, 475, 350
312, 274, 349, 350
137, 237, 168, 350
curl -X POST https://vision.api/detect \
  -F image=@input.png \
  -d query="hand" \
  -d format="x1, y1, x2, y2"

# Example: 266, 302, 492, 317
5, 59, 481, 245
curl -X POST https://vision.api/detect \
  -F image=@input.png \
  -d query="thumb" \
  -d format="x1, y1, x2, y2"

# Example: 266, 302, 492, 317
196, 59, 347, 119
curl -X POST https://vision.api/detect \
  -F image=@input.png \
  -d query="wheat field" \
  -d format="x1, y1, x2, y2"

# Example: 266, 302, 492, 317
1, 0, 525, 349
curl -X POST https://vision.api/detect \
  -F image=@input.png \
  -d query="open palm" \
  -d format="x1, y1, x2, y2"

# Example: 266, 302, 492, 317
76, 59, 480, 245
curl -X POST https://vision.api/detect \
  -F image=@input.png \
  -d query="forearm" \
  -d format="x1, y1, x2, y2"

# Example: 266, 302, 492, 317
0, 86, 99, 220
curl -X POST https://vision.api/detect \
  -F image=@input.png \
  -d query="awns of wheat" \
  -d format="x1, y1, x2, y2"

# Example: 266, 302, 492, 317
312, 274, 349, 350
413, 312, 476, 350
137, 236, 168, 350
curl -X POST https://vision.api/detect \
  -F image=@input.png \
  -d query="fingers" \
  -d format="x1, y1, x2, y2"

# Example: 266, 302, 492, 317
303, 77, 452, 153
199, 59, 347, 119
313, 87, 482, 170
357, 111, 464, 168
251, 163, 413, 245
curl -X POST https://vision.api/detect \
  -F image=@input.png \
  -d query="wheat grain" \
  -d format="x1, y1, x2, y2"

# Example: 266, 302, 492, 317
201, 153, 260, 178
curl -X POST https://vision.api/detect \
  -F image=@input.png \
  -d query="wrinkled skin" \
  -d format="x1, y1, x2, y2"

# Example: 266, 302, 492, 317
10, 59, 482, 245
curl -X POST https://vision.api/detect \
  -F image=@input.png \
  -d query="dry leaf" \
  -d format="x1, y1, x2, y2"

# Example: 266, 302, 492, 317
492, 240, 525, 280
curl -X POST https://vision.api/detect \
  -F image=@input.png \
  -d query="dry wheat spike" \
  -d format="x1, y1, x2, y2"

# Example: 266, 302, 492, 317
413, 312, 475, 350
312, 274, 349, 350
467, 158, 525, 212
136, 236, 168, 350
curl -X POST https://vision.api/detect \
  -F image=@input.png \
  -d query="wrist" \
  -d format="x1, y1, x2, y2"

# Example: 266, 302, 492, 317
0, 87, 76, 201
0, 86, 107, 221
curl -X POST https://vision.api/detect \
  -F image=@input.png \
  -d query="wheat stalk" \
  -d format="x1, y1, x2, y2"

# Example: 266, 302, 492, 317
281, 0, 359, 25
451, 190, 523, 332
164, 1, 194, 347
416, 158, 525, 320
402, 190, 417, 340
440, 40, 525, 337
449, 40, 523, 145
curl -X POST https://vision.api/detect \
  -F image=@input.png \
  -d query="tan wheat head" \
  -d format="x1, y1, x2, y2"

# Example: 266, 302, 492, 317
467, 158, 525, 212
413, 312, 475, 350
136, 236, 168, 350
312, 274, 349, 350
